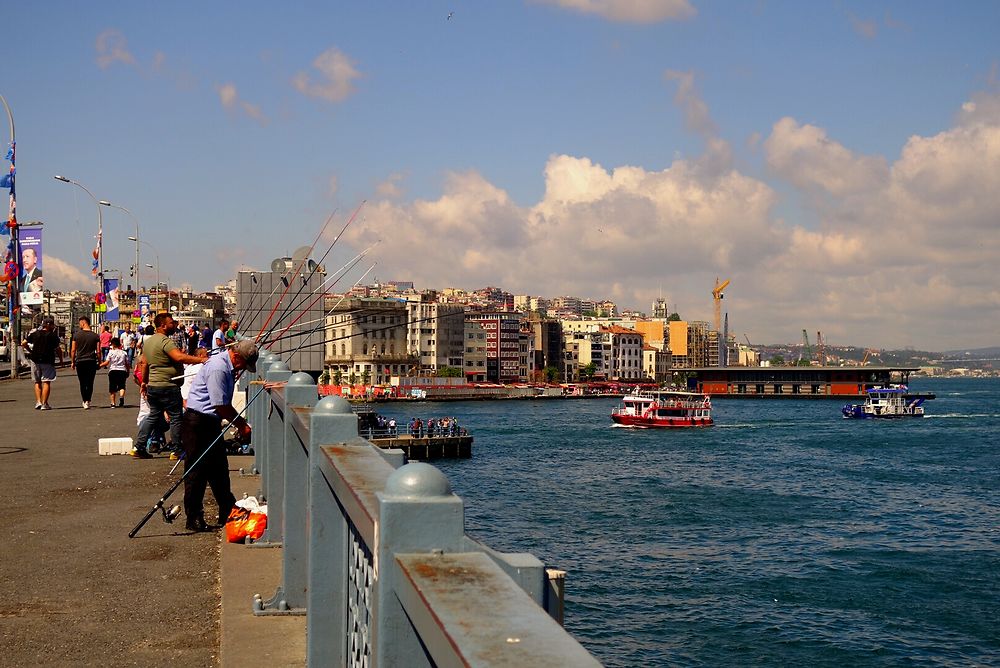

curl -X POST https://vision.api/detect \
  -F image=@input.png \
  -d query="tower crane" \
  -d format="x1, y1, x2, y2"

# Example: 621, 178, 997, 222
817, 331, 825, 366
799, 329, 811, 364
712, 277, 730, 333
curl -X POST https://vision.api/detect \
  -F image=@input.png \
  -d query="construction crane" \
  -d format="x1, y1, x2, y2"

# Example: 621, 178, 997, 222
712, 277, 730, 333
816, 331, 825, 366
799, 329, 811, 364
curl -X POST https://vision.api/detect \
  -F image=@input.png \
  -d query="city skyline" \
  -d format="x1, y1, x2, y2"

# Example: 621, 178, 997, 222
4, 1, 999, 350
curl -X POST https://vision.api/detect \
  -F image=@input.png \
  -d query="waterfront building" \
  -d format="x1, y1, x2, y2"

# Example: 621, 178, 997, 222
601, 325, 645, 381
405, 298, 465, 374
324, 298, 413, 384
527, 313, 563, 379
688, 366, 922, 398
466, 311, 525, 383
666, 320, 712, 368
643, 345, 672, 382
463, 321, 488, 382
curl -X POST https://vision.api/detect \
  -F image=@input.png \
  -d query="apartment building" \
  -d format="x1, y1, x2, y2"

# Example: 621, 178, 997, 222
463, 320, 488, 382
405, 299, 466, 373
465, 311, 524, 382
324, 298, 413, 384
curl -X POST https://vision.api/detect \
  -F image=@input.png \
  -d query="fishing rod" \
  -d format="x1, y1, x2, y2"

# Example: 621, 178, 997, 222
255, 201, 364, 344
255, 203, 367, 341
257, 253, 375, 349
128, 382, 272, 538
265, 239, 382, 340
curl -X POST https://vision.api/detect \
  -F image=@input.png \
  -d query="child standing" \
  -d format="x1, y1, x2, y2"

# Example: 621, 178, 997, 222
99, 337, 130, 408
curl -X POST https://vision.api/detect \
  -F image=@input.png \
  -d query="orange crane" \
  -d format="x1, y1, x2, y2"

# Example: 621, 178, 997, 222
712, 277, 730, 333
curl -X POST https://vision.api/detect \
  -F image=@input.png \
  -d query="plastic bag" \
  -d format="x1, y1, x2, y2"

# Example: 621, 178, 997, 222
224, 506, 267, 543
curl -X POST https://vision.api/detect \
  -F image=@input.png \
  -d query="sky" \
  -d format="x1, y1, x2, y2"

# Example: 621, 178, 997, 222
4, 0, 999, 351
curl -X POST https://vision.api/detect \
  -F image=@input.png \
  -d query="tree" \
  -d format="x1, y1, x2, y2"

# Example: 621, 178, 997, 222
333, 368, 343, 385
770, 354, 785, 366
668, 312, 682, 321
580, 362, 598, 380
361, 369, 371, 385
437, 366, 463, 377
543, 365, 560, 383
319, 367, 331, 385
349, 372, 357, 386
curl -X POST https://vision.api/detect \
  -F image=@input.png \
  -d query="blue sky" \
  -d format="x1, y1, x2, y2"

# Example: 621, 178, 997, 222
5, 1, 999, 350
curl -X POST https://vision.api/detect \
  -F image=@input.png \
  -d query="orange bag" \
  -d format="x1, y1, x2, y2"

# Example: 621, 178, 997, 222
225, 506, 267, 543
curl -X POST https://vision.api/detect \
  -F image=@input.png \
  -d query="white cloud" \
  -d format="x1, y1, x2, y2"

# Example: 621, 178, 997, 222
375, 173, 406, 199
95, 29, 137, 70
292, 47, 362, 104
334, 90, 1000, 350
216, 83, 268, 125
535, 0, 695, 23
764, 117, 889, 197
40, 256, 93, 292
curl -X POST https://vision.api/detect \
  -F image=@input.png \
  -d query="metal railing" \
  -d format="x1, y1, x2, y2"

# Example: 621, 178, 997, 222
242, 350, 602, 667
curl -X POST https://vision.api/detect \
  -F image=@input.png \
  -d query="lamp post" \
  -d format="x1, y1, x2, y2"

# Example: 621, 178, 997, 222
99, 201, 139, 291
54, 175, 103, 323
128, 236, 159, 315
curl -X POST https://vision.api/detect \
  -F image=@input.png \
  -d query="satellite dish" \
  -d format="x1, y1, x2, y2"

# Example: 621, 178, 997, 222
271, 257, 291, 273
305, 259, 318, 273
291, 246, 312, 265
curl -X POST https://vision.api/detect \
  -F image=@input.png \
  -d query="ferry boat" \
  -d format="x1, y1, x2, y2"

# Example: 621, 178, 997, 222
611, 389, 714, 428
841, 384, 935, 419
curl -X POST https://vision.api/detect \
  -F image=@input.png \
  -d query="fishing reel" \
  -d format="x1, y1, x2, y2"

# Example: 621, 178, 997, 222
160, 504, 182, 524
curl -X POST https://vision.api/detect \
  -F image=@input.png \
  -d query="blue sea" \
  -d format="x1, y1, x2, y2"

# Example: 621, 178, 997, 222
378, 377, 1000, 667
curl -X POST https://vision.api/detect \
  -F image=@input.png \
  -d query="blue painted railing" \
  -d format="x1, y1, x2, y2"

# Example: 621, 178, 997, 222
239, 350, 602, 667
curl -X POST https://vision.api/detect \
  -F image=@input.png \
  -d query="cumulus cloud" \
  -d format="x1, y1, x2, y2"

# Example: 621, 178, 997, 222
96, 29, 138, 69
375, 173, 406, 199
755, 92, 1000, 348
40, 256, 93, 292
292, 47, 362, 103
764, 117, 889, 197
535, 0, 695, 23
332, 89, 1000, 349
216, 83, 268, 125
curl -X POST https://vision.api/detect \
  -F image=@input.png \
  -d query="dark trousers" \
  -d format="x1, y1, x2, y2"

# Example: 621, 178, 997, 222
181, 409, 236, 524
136, 386, 184, 450
76, 360, 99, 402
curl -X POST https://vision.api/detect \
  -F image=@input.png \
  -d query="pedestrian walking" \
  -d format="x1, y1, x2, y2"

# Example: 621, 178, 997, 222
132, 313, 208, 459
22, 317, 64, 410
70, 317, 101, 409
99, 325, 112, 362
99, 337, 130, 408
120, 324, 136, 367
180, 339, 257, 531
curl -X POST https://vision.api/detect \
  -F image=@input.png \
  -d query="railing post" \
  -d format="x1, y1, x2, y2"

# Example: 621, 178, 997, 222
247, 350, 278, 475
306, 396, 363, 667
253, 360, 290, 545
374, 463, 465, 665
279, 371, 319, 610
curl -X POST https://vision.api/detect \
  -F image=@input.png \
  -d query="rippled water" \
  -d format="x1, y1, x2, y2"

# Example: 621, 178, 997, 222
379, 378, 1000, 666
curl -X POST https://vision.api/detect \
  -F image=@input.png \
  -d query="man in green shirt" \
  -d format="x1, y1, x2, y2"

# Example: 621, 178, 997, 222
132, 312, 207, 458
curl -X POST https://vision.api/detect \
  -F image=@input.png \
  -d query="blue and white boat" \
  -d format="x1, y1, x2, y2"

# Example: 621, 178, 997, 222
842, 384, 934, 419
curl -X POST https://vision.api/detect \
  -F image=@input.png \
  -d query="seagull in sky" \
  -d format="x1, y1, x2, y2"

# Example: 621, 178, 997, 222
447, 12, 454, 20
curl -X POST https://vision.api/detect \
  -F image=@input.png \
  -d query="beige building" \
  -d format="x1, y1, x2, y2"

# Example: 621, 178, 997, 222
325, 298, 413, 384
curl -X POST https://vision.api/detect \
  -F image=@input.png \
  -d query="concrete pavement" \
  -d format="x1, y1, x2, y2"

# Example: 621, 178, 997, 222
0, 370, 304, 667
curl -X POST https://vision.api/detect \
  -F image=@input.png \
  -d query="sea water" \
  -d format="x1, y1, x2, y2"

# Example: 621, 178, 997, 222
379, 377, 1000, 667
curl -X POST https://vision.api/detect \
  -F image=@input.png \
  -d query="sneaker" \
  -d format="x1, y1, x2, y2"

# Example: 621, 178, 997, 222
109, 404, 116, 409
129, 448, 153, 459
40, 404, 52, 411
169, 451, 182, 461
147, 439, 163, 454
118, 397, 125, 407
34, 402, 42, 410
83, 401, 90, 410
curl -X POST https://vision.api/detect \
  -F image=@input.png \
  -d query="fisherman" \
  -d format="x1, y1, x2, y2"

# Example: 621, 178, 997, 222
180, 339, 257, 532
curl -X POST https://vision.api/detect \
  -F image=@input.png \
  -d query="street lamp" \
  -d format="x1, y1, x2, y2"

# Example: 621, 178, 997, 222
129, 236, 159, 314
54, 175, 103, 323
99, 200, 139, 291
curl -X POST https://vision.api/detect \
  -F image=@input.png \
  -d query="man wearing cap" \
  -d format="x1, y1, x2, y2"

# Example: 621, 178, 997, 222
180, 339, 258, 532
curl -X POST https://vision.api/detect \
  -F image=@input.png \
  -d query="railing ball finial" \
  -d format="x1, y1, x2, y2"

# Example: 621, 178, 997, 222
314, 395, 352, 414
269, 360, 291, 373
287, 371, 315, 386
384, 462, 451, 498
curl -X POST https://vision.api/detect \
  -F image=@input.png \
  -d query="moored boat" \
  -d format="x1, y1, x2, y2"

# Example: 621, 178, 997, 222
611, 388, 713, 428
841, 384, 935, 419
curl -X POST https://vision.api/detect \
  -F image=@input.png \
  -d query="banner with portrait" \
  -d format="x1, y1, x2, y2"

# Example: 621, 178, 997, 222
19, 227, 43, 305
103, 277, 120, 322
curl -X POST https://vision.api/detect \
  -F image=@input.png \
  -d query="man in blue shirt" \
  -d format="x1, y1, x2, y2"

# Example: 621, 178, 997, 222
181, 339, 257, 532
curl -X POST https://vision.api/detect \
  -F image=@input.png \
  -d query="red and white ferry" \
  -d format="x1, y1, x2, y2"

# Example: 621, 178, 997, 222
611, 388, 714, 428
